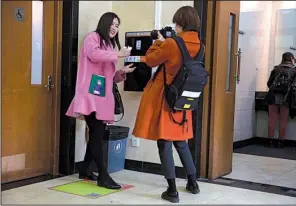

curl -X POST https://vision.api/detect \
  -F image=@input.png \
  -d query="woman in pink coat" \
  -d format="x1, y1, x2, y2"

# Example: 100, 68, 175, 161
66, 12, 135, 189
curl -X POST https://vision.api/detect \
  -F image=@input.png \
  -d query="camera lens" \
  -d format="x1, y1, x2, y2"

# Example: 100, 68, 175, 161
151, 30, 158, 40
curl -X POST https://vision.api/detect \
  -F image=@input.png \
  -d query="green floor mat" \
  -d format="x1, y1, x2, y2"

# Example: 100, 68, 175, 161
49, 180, 134, 199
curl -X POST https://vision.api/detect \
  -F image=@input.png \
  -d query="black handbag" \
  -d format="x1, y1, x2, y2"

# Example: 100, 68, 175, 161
113, 83, 124, 121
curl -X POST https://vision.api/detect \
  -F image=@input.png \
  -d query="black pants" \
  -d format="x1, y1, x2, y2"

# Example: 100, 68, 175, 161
82, 112, 107, 176
157, 139, 196, 179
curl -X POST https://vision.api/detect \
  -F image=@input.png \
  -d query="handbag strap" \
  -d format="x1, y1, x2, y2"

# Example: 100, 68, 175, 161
113, 83, 124, 122
114, 95, 124, 122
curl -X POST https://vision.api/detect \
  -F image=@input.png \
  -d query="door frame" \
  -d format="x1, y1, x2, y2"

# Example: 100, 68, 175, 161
49, 1, 63, 175
198, 0, 217, 178
191, 0, 218, 179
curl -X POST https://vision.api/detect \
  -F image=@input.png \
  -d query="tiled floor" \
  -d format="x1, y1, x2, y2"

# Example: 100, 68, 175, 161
226, 153, 296, 189
2, 169, 296, 205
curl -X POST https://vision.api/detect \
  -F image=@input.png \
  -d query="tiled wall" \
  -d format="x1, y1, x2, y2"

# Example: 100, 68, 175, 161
255, 1, 296, 140
233, 1, 273, 142
256, 111, 296, 140
234, 1, 296, 142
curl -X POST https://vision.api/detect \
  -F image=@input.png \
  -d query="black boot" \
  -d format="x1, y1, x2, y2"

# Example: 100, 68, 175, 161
265, 138, 274, 148
186, 174, 200, 194
78, 161, 98, 181
79, 172, 98, 181
161, 178, 179, 203
97, 173, 121, 190
277, 139, 284, 148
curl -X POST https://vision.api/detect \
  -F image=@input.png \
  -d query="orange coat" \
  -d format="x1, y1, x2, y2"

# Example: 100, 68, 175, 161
132, 31, 201, 141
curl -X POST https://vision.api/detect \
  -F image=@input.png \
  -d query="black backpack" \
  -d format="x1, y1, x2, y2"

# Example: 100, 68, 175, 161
273, 68, 291, 94
153, 36, 208, 127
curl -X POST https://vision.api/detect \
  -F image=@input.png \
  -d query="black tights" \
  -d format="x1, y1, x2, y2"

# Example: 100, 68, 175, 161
82, 112, 108, 177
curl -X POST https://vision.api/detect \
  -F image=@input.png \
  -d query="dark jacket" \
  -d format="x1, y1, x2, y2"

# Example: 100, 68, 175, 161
289, 70, 296, 109
266, 63, 296, 106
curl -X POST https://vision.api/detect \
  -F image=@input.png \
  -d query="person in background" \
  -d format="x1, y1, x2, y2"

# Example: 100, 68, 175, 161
66, 12, 135, 189
133, 6, 201, 203
266, 52, 295, 148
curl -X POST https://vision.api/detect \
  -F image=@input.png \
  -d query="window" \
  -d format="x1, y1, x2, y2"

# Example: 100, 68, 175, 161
31, 1, 43, 85
226, 13, 235, 91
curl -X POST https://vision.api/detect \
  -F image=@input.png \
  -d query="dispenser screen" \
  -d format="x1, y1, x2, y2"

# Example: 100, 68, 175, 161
126, 36, 152, 56
124, 32, 154, 92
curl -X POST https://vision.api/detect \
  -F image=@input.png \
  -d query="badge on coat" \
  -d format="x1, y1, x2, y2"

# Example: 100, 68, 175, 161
88, 74, 106, 97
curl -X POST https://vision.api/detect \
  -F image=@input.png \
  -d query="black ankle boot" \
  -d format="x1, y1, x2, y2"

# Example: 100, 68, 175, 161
186, 181, 200, 194
79, 172, 98, 181
161, 178, 179, 203
161, 188, 179, 203
97, 174, 121, 190
277, 139, 284, 148
266, 138, 274, 148
186, 174, 200, 194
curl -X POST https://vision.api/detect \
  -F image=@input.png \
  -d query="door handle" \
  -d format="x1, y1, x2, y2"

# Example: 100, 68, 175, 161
44, 75, 54, 91
235, 48, 242, 84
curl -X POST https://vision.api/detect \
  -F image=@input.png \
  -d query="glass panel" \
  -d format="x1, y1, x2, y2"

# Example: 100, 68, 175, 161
226, 13, 235, 92
31, 1, 43, 85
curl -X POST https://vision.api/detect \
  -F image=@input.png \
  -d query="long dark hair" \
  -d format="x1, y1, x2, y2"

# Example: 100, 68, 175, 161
95, 12, 121, 50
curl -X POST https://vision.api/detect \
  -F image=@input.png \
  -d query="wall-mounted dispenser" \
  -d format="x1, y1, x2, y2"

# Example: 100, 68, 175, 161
124, 31, 154, 92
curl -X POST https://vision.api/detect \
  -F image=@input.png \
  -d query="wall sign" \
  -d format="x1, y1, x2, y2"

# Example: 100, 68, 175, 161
14, 8, 25, 21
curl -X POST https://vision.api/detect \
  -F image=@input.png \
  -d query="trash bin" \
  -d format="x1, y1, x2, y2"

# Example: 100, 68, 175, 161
104, 125, 130, 174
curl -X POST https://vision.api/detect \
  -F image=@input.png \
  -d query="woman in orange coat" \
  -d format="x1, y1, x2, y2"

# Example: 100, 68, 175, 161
133, 6, 202, 203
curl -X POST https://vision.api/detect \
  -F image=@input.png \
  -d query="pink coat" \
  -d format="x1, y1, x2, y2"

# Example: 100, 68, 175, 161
66, 32, 126, 123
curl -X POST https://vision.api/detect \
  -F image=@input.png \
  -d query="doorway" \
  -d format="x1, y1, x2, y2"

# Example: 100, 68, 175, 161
205, 0, 296, 191
1, 1, 62, 183
225, 1, 296, 190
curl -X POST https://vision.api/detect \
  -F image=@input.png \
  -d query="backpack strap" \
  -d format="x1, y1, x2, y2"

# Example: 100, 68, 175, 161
173, 36, 205, 64
162, 64, 187, 128
173, 36, 192, 63
152, 64, 163, 82
195, 43, 205, 61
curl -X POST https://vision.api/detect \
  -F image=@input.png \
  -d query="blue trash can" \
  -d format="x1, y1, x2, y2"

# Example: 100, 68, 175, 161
104, 125, 129, 174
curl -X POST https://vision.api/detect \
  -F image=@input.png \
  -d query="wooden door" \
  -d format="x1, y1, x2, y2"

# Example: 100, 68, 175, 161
1, 1, 56, 183
208, 1, 240, 179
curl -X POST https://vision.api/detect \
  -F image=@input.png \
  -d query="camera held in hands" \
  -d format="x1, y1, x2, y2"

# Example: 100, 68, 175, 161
151, 26, 176, 40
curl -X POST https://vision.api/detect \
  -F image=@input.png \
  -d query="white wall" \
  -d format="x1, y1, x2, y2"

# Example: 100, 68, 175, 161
234, 1, 296, 142
75, 1, 194, 165
256, 112, 296, 140
160, 1, 194, 27
255, 1, 296, 140
234, 1, 273, 142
